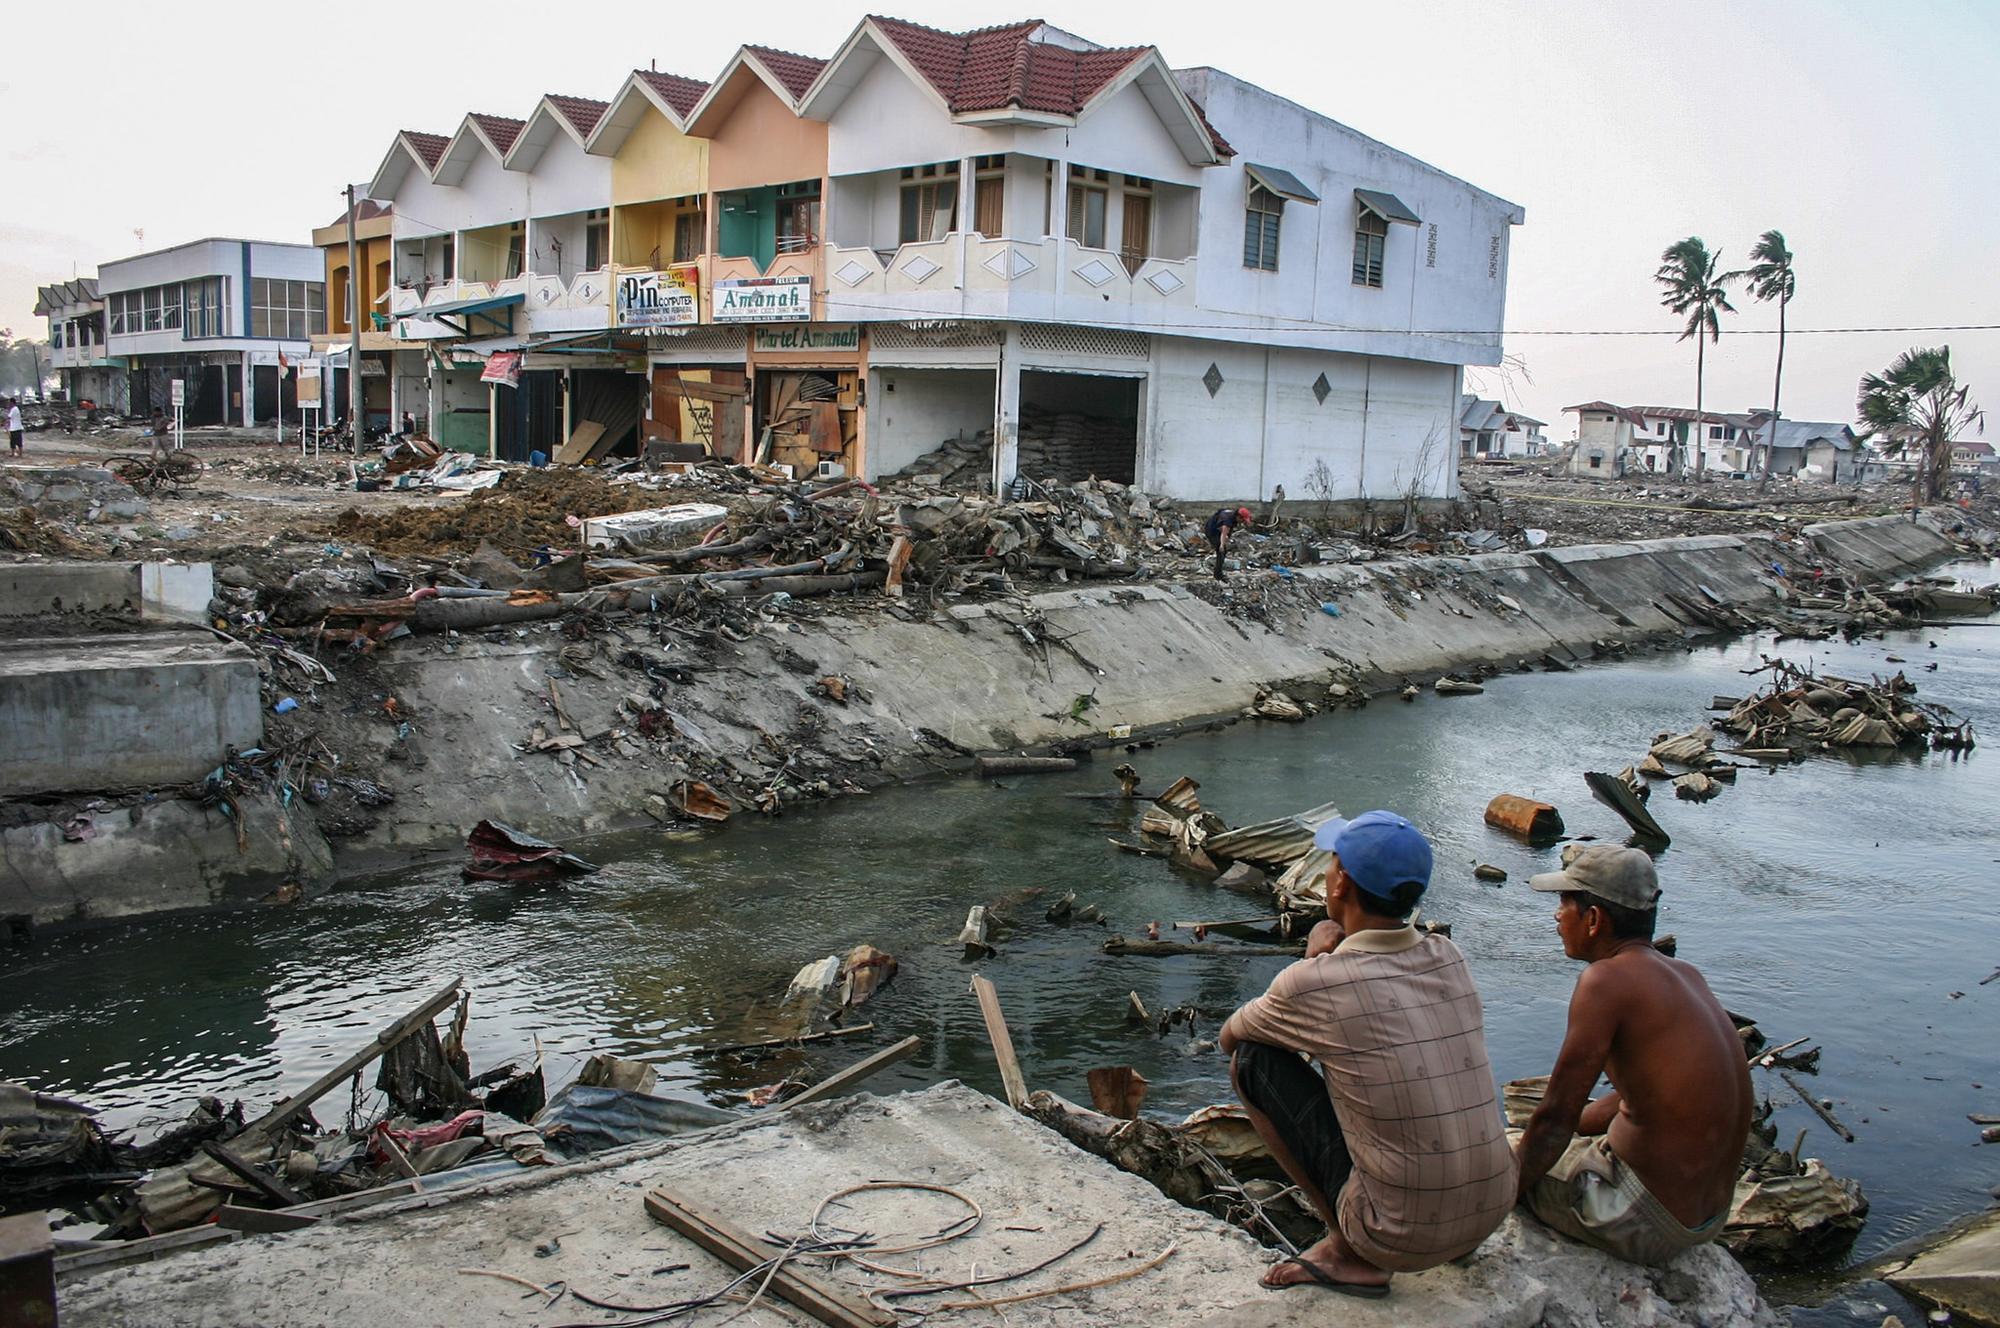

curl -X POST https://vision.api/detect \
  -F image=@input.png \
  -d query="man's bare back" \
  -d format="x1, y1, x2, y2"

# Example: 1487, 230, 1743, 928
1584, 945, 1752, 1226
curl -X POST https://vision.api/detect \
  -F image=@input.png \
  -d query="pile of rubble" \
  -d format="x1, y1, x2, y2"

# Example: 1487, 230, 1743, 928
1716, 658, 1975, 754
887, 404, 1141, 490
0, 466, 150, 552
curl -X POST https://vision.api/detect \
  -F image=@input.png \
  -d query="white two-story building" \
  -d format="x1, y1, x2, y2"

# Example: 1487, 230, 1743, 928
35, 279, 123, 412
361, 16, 1524, 501
92, 239, 325, 427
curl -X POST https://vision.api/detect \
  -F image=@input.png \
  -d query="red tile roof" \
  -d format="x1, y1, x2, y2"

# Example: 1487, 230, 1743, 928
469, 113, 525, 154
403, 131, 449, 170
547, 94, 610, 138
635, 70, 710, 120
867, 15, 1148, 116
744, 45, 828, 100
1182, 92, 1234, 159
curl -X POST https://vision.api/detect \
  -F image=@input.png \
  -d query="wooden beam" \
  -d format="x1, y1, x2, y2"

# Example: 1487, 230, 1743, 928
969, 976, 1029, 1111
781, 1036, 921, 1112
1101, 937, 1304, 958
200, 1142, 308, 1209
244, 978, 463, 1136
215, 1205, 321, 1234
54, 1227, 238, 1278
643, 1188, 896, 1328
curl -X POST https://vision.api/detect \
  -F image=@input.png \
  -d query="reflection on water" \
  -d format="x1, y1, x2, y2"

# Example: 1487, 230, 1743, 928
2, 563, 1995, 1283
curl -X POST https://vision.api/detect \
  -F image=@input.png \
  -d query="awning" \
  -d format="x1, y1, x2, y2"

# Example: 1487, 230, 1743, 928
392, 292, 524, 338
1245, 163, 1319, 204
1354, 188, 1421, 225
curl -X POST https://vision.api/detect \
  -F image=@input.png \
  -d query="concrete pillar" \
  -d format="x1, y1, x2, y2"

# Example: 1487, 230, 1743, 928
993, 324, 1022, 495
241, 351, 254, 427
426, 356, 445, 440
1050, 159, 1069, 302
487, 381, 498, 461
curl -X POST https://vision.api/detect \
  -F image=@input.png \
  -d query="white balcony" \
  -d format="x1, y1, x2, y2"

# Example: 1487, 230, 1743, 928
822, 234, 1195, 328
389, 271, 617, 342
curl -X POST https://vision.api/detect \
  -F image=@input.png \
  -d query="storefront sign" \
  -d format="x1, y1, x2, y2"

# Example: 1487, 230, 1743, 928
713, 275, 810, 323
618, 269, 700, 327
480, 351, 523, 387
752, 325, 860, 354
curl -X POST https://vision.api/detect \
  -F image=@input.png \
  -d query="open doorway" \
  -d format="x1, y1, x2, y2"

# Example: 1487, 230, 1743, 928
1018, 370, 1140, 484
755, 369, 860, 477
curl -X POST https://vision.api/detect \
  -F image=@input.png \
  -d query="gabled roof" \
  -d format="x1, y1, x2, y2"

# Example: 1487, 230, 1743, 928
435, 113, 525, 185
1564, 401, 1649, 428
369, 130, 450, 199
586, 69, 711, 155
1461, 395, 1544, 433
744, 45, 828, 100
684, 44, 830, 135
505, 94, 609, 170
798, 16, 1226, 164
1952, 438, 1993, 457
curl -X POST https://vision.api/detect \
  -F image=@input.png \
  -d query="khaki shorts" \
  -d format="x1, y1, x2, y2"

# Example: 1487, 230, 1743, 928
1525, 1135, 1724, 1267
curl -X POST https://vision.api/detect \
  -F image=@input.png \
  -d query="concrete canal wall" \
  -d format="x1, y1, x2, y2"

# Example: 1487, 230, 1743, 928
0, 512, 1967, 930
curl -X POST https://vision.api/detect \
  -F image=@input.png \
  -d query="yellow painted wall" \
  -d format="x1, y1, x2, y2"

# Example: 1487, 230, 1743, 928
324, 234, 394, 334
707, 79, 827, 193
612, 106, 706, 205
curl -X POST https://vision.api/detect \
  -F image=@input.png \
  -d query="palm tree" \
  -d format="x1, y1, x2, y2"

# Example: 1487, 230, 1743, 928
1738, 230, 1795, 492
1856, 347, 1984, 503
1654, 238, 1737, 478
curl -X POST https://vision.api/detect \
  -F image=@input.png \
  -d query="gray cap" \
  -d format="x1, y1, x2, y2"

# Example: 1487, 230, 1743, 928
1528, 843, 1661, 911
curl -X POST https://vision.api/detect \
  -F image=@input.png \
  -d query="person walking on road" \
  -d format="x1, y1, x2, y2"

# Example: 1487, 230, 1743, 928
6, 399, 23, 456
1204, 505, 1254, 579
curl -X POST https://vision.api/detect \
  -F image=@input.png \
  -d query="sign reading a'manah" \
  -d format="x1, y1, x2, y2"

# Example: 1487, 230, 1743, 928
752, 325, 860, 353
713, 275, 810, 323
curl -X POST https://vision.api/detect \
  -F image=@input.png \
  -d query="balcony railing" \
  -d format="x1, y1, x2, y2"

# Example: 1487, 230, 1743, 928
823, 234, 1194, 323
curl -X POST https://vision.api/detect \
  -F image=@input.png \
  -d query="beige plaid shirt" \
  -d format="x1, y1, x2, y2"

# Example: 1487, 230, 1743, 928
1231, 925, 1516, 1271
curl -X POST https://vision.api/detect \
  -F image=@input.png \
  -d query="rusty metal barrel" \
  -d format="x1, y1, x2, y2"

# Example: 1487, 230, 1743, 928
1483, 794, 1565, 840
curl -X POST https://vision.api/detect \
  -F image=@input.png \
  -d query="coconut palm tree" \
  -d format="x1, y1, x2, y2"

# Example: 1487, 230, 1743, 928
1738, 230, 1795, 491
1654, 238, 1737, 478
1856, 347, 1984, 503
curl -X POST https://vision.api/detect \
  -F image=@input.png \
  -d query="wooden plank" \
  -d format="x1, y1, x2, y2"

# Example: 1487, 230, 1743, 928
553, 419, 607, 466
643, 1188, 896, 1328
969, 976, 1029, 1111
55, 1227, 238, 1277
1101, 937, 1304, 958
779, 1035, 920, 1112
244, 979, 462, 1137
200, 1142, 307, 1208
216, 1204, 321, 1234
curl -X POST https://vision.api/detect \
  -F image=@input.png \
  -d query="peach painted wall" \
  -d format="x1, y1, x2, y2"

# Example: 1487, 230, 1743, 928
706, 77, 827, 193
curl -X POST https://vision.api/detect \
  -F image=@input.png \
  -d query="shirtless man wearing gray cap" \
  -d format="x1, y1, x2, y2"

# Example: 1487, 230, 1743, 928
1514, 844, 1753, 1266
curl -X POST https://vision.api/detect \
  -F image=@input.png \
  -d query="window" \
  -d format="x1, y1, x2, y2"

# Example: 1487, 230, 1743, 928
1243, 185, 1281, 271
899, 163, 958, 244
1656, 421, 1667, 435
183, 277, 225, 339
1352, 210, 1388, 287
1589, 454, 1603, 469
160, 283, 181, 331
673, 201, 705, 264
251, 278, 325, 340
505, 222, 525, 279
1067, 181, 1108, 250
1120, 176, 1152, 275
585, 210, 610, 271
776, 180, 820, 253
973, 155, 1004, 237
141, 287, 162, 332
1708, 425, 1723, 440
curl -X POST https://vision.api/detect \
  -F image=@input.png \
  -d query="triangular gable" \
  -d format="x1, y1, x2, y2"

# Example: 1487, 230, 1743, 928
799, 17, 1222, 164
683, 44, 828, 136
506, 94, 609, 170
434, 113, 524, 185
586, 69, 710, 156
369, 130, 450, 199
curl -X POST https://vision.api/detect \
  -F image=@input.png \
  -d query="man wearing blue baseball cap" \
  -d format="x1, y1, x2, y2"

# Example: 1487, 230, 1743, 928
1221, 811, 1515, 1298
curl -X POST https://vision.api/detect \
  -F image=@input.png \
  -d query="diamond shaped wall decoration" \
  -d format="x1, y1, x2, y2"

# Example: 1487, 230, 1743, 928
835, 259, 873, 287
1203, 363, 1224, 397
1312, 372, 1332, 405
1072, 258, 1117, 288
576, 279, 597, 301
1144, 268, 1184, 296
899, 255, 943, 283
981, 247, 1038, 281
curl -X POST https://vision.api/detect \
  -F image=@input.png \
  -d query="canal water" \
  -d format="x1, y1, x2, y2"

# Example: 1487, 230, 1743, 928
4, 562, 1995, 1304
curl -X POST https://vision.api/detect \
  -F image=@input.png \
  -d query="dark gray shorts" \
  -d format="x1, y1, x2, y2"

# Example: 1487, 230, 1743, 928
1233, 1039, 1354, 1204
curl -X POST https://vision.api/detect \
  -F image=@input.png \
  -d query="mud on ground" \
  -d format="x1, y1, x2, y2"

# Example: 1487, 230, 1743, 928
329, 468, 713, 559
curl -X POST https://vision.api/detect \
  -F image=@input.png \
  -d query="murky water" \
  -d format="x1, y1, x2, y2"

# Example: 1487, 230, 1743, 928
4, 561, 1995, 1301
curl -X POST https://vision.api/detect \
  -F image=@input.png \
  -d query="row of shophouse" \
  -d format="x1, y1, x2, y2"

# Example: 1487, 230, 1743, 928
36, 15, 1526, 502
1561, 402, 1877, 482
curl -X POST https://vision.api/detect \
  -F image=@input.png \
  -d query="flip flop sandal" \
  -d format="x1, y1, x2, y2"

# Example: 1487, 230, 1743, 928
1263, 1255, 1392, 1300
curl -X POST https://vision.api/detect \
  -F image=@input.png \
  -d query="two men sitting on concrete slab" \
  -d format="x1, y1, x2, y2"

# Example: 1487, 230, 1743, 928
1221, 811, 1516, 1298
1513, 844, 1753, 1266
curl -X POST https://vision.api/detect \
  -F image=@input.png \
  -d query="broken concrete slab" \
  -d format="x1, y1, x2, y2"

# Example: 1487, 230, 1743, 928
56, 1083, 1776, 1328
1880, 1207, 2000, 1326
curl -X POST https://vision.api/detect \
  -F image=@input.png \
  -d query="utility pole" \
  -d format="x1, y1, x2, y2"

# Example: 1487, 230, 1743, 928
346, 183, 364, 438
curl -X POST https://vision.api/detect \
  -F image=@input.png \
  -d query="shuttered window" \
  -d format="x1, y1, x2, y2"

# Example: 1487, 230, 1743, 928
1352, 211, 1388, 287
1243, 185, 1281, 271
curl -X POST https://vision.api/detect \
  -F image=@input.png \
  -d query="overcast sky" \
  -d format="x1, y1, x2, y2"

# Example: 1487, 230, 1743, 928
5, 0, 1995, 437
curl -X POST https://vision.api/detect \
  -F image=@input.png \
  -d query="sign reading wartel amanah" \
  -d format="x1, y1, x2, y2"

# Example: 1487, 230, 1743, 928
752, 325, 860, 353
712, 275, 810, 323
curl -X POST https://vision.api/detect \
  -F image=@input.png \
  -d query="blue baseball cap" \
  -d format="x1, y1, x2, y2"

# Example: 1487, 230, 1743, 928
1312, 810, 1433, 904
